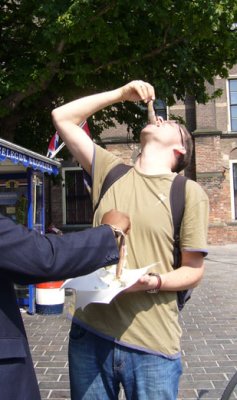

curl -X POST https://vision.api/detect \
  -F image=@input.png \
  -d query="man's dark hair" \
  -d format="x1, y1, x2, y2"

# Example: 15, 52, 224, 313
172, 124, 193, 173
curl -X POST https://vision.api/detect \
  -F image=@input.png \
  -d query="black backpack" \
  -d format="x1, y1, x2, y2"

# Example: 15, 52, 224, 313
94, 164, 191, 311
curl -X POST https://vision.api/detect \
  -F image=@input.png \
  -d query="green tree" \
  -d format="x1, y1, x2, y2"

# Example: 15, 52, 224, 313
1, 0, 237, 150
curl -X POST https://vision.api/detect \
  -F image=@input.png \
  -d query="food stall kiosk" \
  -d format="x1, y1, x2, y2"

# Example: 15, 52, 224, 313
0, 138, 61, 314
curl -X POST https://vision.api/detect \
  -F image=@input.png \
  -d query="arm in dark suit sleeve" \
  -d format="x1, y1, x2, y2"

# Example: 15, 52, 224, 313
0, 214, 119, 284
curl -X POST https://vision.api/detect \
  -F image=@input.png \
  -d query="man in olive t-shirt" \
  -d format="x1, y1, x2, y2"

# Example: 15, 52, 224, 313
52, 80, 209, 400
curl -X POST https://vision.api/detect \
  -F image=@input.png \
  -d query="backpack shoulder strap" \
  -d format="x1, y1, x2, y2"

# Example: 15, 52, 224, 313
94, 164, 132, 212
170, 174, 187, 269
170, 174, 192, 311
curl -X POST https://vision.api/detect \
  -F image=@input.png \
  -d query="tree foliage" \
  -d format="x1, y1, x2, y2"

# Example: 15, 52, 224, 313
1, 0, 237, 150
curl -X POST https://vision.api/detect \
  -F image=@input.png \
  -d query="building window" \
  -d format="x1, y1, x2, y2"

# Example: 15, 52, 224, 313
138, 99, 167, 120
62, 167, 93, 225
229, 79, 237, 132
153, 99, 167, 120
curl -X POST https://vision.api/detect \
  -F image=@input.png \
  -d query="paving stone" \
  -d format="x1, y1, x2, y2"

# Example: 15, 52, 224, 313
39, 381, 70, 390
48, 390, 71, 399
37, 374, 61, 382
37, 361, 67, 368
22, 244, 237, 399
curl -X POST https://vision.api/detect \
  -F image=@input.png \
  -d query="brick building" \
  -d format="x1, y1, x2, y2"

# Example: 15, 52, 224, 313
47, 68, 237, 244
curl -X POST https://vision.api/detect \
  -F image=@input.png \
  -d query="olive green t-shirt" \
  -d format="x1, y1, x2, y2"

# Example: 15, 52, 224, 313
74, 145, 209, 357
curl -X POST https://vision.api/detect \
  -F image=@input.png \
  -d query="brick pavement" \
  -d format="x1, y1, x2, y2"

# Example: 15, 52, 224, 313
22, 244, 237, 399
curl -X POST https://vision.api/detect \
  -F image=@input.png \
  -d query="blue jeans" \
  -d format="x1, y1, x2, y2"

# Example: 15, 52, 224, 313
68, 323, 182, 400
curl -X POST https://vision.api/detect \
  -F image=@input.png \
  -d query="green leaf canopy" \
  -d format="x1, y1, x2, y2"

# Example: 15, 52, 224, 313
1, 0, 237, 150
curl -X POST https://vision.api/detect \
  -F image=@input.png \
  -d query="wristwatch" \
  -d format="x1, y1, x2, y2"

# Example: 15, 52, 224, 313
147, 273, 162, 294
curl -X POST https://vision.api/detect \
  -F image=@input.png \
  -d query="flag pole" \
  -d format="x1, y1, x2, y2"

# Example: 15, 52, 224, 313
48, 142, 65, 159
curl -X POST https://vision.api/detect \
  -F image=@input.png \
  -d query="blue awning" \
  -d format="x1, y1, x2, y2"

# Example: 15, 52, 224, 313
0, 138, 61, 175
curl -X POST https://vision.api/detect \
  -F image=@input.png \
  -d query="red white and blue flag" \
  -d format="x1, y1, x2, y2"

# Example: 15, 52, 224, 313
46, 132, 60, 158
80, 120, 91, 137
46, 121, 91, 159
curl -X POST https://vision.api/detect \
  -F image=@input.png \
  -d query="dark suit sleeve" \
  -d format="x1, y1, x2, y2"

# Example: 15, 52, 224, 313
0, 214, 119, 284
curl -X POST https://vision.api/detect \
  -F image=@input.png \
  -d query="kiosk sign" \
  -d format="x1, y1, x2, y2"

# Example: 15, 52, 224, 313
0, 145, 59, 175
